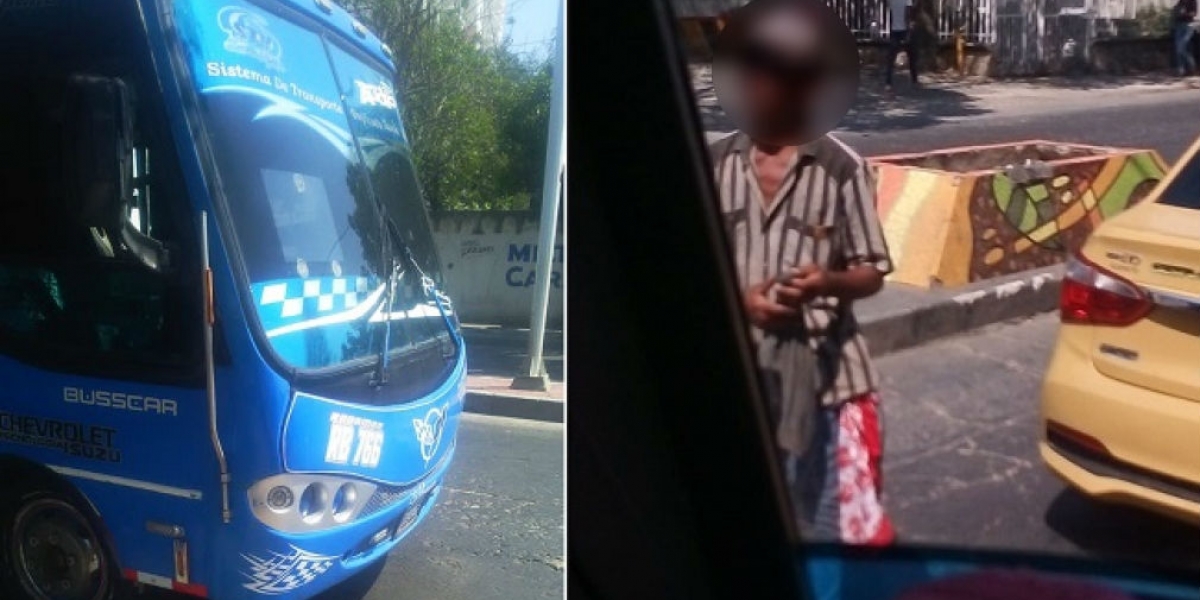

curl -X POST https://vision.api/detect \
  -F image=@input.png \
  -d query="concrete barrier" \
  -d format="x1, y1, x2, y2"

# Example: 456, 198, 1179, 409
431, 211, 564, 326
870, 141, 1167, 288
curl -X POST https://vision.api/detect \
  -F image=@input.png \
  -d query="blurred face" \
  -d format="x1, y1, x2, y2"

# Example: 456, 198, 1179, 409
737, 44, 827, 143
712, 0, 859, 147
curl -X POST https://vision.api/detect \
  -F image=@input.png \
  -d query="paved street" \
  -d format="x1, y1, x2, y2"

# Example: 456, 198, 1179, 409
839, 90, 1200, 163
696, 65, 1200, 163
877, 314, 1200, 574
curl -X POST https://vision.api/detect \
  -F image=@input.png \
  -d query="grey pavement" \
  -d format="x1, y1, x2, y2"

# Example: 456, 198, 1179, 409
838, 87, 1200, 164
462, 325, 565, 422
876, 313, 1200, 574
699, 69, 1200, 164
838, 71, 1200, 136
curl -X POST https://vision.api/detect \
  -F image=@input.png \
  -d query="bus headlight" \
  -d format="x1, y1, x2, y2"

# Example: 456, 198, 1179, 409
332, 483, 358, 523
248, 475, 378, 533
266, 486, 294, 512
298, 483, 329, 523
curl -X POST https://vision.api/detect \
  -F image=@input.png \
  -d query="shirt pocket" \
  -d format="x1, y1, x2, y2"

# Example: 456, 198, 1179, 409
782, 213, 839, 269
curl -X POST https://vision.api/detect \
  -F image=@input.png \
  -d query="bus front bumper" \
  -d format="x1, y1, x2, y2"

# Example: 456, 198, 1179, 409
211, 443, 456, 600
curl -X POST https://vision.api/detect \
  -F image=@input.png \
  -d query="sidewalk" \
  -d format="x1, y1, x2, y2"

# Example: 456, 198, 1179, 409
462, 325, 564, 423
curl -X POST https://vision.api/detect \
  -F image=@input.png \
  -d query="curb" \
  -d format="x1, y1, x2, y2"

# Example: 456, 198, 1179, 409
464, 391, 564, 423
861, 265, 1063, 357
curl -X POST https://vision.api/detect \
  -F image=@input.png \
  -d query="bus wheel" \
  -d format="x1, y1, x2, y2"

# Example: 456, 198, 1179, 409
0, 489, 113, 600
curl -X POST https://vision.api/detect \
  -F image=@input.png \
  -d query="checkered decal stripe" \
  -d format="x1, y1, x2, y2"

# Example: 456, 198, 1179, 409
241, 545, 337, 595
254, 277, 374, 328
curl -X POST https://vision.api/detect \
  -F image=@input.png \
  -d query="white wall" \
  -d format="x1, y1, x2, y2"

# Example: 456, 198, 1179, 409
432, 212, 563, 326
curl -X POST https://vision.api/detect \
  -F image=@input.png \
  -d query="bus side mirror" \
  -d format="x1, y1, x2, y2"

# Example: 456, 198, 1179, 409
65, 74, 169, 271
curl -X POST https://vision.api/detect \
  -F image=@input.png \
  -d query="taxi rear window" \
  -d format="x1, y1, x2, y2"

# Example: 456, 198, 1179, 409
1158, 152, 1200, 210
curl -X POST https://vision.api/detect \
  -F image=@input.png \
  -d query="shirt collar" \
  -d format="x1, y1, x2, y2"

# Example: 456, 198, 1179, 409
730, 131, 819, 160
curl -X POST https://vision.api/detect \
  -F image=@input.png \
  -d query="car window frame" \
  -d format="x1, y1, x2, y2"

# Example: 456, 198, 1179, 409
569, 0, 804, 598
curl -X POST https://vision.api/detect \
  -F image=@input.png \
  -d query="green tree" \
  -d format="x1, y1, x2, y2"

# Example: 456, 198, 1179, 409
344, 0, 552, 213
492, 51, 552, 212
403, 16, 507, 211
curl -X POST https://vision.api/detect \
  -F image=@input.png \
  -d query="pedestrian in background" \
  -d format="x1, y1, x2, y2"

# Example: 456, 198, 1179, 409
710, 0, 896, 547
1173, 0, 1197, 77
884, 0, 919, 92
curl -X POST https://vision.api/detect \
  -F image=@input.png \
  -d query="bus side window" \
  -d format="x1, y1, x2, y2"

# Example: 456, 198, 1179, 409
82, 78, 197, 367
0, 72, 200, 385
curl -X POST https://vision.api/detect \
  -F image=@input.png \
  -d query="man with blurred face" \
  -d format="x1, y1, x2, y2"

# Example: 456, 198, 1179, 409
710, 0, 896, 546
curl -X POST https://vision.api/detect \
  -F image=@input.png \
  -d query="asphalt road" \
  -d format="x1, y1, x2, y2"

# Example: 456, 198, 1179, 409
838, 91, 1200, 164
123, 414, 563, 600
700, 74, 1200, 164
877, 313, 1200, 574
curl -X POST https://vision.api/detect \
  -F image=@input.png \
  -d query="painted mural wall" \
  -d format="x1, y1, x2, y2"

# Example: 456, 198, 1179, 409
872, 142, 1167, 288
431, 212, 564, 326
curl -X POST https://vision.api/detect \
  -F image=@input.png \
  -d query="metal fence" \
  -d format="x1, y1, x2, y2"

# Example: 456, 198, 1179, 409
938, 0, 996, 43
824, 0, 997, 44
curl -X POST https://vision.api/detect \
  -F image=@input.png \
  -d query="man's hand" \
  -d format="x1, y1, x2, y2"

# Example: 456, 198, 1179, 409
779, 263, 886, 303
745, 279, 800, 330
776, 264, 830, 307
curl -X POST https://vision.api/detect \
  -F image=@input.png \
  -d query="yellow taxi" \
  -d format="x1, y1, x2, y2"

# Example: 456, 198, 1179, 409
1040, 137, 1200, 526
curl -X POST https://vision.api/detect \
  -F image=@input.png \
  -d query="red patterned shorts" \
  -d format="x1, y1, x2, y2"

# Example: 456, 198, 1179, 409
834, 392, 894, 546
785, 392, 895, 546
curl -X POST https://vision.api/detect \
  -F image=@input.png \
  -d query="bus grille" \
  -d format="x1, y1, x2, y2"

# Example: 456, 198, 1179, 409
361, 485, 409, 517
394, 491, 428, 536
359, 442, 454, 518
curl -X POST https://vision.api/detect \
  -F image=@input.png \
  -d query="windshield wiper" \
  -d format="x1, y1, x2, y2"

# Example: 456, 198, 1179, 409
369, 255, 403, 388
368, 216, 460, 388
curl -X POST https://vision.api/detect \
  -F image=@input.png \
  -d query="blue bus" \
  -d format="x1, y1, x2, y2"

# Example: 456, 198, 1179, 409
0, 1, 464, 599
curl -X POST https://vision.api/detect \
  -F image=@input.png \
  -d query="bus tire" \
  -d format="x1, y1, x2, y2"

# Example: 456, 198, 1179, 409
0, 486, 115, 600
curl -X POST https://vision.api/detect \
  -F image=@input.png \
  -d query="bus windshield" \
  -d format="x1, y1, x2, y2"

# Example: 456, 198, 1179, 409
172, 0, 452, 371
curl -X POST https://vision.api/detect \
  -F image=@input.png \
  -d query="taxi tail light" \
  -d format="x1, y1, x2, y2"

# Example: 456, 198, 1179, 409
1060, 253, 1150, 326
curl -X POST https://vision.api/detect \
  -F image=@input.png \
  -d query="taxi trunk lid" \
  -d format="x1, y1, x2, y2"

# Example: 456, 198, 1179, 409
1083, 201, 1200, 403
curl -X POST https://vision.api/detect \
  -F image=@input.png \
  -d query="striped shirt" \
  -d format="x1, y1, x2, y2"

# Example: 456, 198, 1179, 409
710, 132, 893, 407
